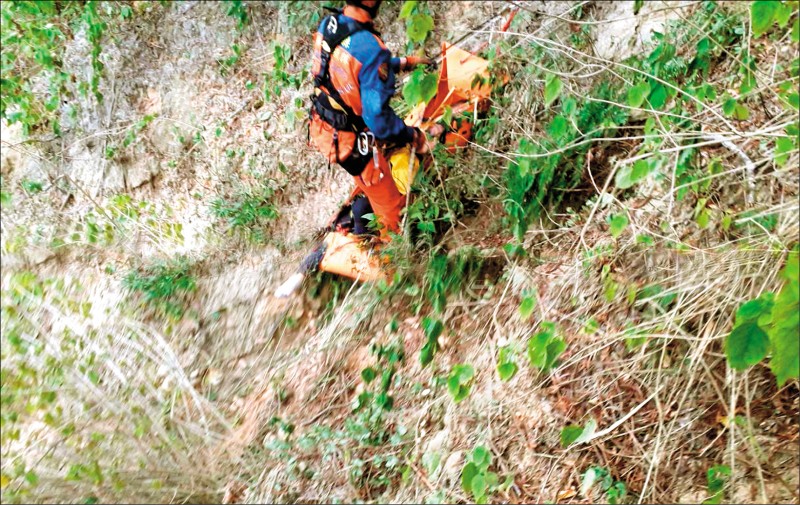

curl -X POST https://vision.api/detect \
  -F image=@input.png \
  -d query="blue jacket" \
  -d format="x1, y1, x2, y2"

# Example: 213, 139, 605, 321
312, 9, 415, 145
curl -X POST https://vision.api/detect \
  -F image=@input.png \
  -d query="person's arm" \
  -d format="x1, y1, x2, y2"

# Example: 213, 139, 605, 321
359, 47, 416, 144
390, 56, 402, 73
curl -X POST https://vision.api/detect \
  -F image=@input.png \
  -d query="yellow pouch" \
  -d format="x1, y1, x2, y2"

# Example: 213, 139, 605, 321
388, 146, 420, 196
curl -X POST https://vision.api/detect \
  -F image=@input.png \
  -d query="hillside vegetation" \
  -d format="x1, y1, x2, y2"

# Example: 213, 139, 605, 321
1, 1, 798, 504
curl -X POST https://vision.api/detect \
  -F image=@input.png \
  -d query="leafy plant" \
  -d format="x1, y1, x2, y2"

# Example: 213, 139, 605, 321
607, 213, 629, 239
351, 340, 405, 446
543, 74, 562, 107
581, 466, 627, 504
496, 345, 518, 381
211, 182, 279, 242
1, 1, 114, 134
447, 363, 474, 403
403, 66, 438, 106
399, 1, 434, 45
224, 0, 249, 30
560, 418, 597, 447
419, 316, 442, 366
20, 180, 43, 194
750, 1, 796, 38
703, 464, 731, 504
526, 322, 567, 373
460, 445, 511, 504
123, 257, 197, 319
518, 290, 536, 321
725, 246, 799, 385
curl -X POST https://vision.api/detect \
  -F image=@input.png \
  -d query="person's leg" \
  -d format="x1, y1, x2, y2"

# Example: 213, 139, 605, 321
351, 195, 376, 236
352, 149, 405, 237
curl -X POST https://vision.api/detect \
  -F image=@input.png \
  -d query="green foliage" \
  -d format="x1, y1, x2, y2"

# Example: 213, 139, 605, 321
20, 179, 43, 194
264, 42, 307, 101
460, 445, 510, 504
518, 291, 537, 321
123, 256, 197, 319
607, 213, 629, 239
526, 322, 567, 372
419, 316, 442, 366
423, 249, 484, 314
224, 0, 248, 30
615, 159, 657, 189
505, 80, 628, 239
581, 466, 627, 504
627, 81, 651, 108
399, 1, 434, 45
351, 340, 404, 445
496, 345, 518, 381
1, 1, 111, 134
403, 67, 438, 105
750, 1, 795, 38
560, 418, 596, 447
725, 246, 799, 385
211, 182, 279, 243
543, 74, 562, 107
703, 465, 731, 504
447, 363, 474, 403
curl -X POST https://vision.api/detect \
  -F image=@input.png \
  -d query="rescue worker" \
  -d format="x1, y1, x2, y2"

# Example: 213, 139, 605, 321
308, 0, 439, 238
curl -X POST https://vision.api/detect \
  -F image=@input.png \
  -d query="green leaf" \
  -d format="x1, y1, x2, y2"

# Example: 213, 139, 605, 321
573, 418, 597, 445
497, 361, 518, 381
768, 253, 799, 386
627, 81, 651, 108
725, 321, 769, 370
422, 316, 443, 341
648, 83, 668, 109
527, 332, 550, 368
616, 159, 654, 189
472, 445, 490, 468
544, 338, 567, 370
407, 13, 434, 44
633, 0, 644, 15
774, 2, 792, 27
704, 465, 731, 504
722, 97, 737, 116
361, 367, 377, 383
548, 115, 568, 139
751, 1, 777, 38
696, 209, 710, 229
471, 473, 487, 499
24, 471, 38, 486
792, 18, 799, 42
420, 340, 435, 366
544, 74, 562, 107
422, 451, 441, 476
607, 213, 629, 239
736, 297, 773, 321
461, 462, 478, 494
519, 295, 536, 321
733, 103, 750, 121
560, 425, 583, 447
403, 68, 438, 105
399, 0, 418, 19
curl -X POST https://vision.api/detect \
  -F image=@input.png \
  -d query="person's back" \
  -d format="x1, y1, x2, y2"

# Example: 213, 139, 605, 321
308, 0, 433, 236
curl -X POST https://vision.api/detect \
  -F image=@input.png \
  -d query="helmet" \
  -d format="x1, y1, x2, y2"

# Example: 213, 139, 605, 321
345, 0, 383, 18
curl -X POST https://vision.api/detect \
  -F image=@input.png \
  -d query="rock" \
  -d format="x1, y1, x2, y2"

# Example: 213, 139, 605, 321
425, 429, 451, 456
591, 1, 693, 62
441, 450, 465, 485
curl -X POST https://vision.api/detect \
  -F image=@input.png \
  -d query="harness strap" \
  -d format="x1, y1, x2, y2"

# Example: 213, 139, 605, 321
311, 12, 376, 135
